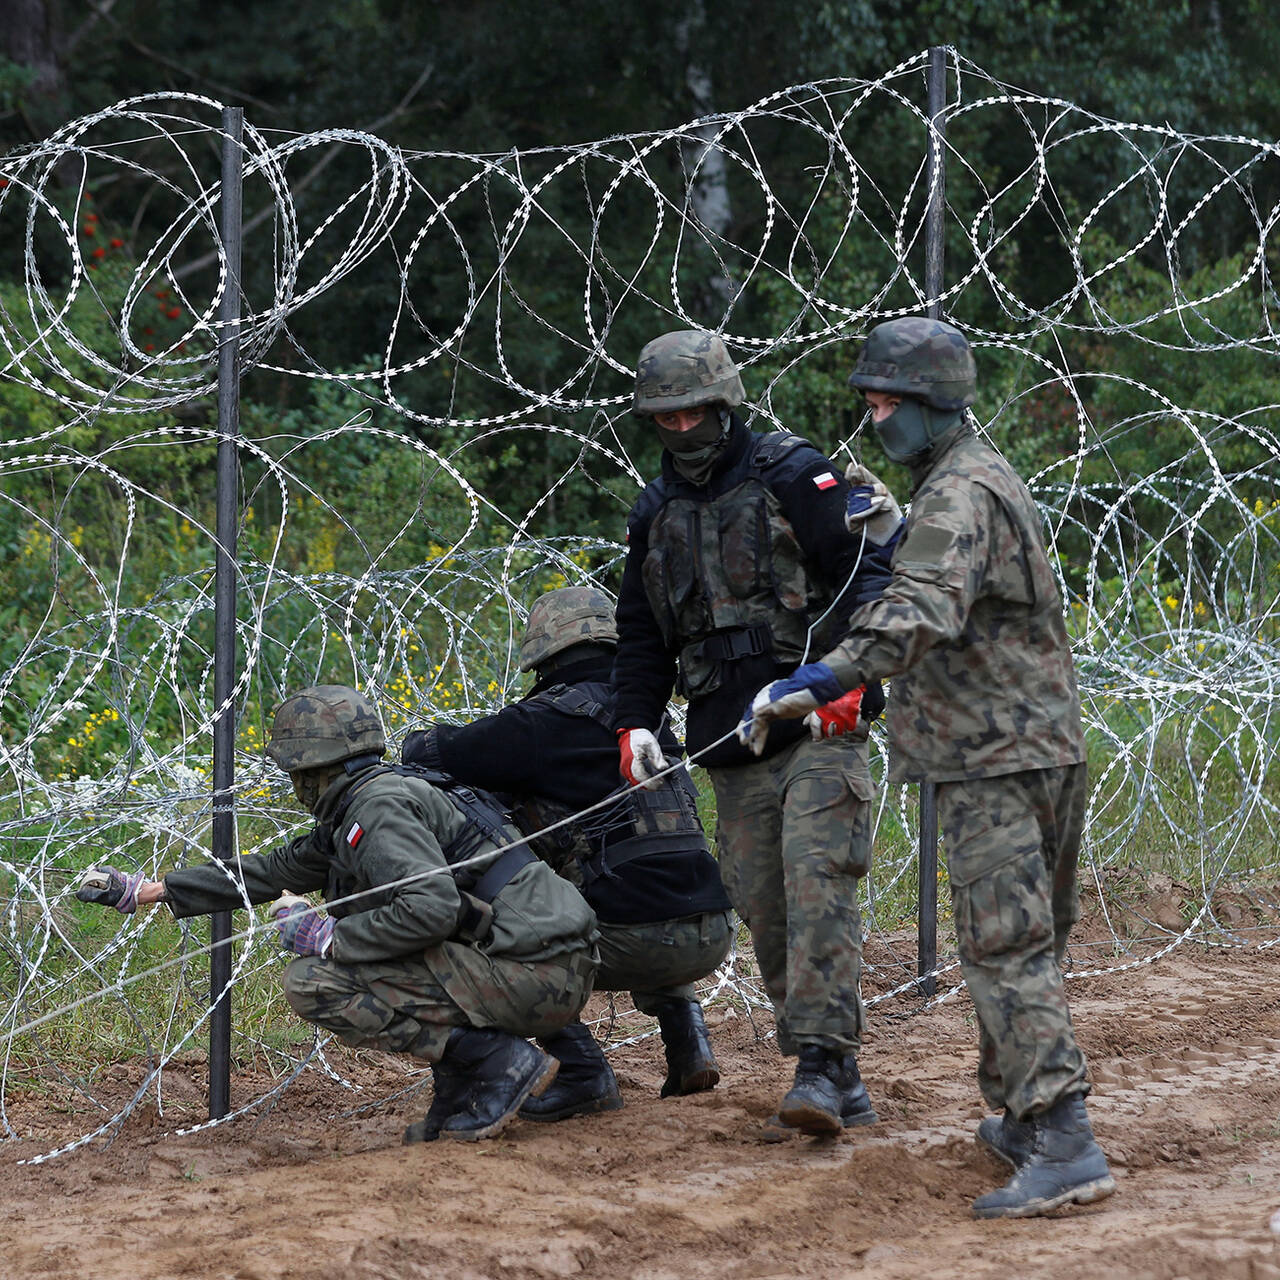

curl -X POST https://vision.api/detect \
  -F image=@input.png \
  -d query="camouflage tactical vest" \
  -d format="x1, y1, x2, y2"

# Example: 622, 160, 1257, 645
507, 684, 709, 897
640, 432, 830, 698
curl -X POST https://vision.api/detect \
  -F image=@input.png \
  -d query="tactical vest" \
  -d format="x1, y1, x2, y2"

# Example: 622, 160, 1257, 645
327, 760, 536, 941
640, 432, 832, 698
506, 684, 709, 899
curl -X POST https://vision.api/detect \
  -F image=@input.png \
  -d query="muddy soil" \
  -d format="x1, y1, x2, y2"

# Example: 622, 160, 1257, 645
2, 937, 1280, 1280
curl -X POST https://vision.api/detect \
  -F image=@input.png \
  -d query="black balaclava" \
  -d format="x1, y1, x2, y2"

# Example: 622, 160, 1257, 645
657, 408, 732, 485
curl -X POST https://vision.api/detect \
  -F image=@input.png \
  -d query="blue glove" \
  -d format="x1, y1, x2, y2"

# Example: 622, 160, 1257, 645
76, 866, 145, 914
273, 901, 335, 957
844, 462, 903, 546
737, 663, 846, 757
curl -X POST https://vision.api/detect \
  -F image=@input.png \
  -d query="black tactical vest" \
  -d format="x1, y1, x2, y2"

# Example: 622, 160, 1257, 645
506, 684, 709, 897
640, 432, 831, 699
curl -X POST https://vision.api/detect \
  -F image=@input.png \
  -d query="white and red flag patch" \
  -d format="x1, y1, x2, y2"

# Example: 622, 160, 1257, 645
346, 821, 364, 848
812, 471, 838, 490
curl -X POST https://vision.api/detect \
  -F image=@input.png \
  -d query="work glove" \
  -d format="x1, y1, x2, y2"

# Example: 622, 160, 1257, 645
617, 727, 668, 791
76, 865, 145, 914
844, 461, 903, 545
270, 895, 335, 958
805, 685, 865, 740
737, 663, 846, 757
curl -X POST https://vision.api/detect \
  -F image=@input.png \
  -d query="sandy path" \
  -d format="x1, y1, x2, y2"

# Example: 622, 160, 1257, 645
2, 944, 1279, 1279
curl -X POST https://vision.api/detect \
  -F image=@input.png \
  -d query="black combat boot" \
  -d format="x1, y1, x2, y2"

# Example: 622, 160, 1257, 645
766, 1050, 877, 1138
975, 1109, 1036, 1170
433, 1027, 559, 1142
519, 1021, 624, 1122
402, 1061, 467, 1144
837, 1053, 878, 1127
654, 999, 720, 1098
971, 1093, 1116, 1219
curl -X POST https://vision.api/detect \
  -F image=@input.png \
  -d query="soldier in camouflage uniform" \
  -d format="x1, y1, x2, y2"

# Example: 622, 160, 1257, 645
78, 685, 598, 1145
740, 318, 1116, 1217
402, 585, 734, 1120
612, 330, 900, 1134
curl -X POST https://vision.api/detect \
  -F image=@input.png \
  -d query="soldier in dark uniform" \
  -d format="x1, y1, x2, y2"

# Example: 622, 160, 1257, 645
611, 330, 900, 1134
402, 585, 733, 1119
78, 685, 599, 1144
740, 317, 1115, 1217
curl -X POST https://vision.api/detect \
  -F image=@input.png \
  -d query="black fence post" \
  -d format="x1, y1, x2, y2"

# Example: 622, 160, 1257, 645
210, 105, 245, 1120
917, 46, 948, 998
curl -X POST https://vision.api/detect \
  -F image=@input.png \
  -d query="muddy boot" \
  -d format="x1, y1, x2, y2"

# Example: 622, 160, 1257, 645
519, 1021, 624, 1122
654, 999, 720, 1098
971, 1094, 1116, 1219
838, 1053, 878, 1127
403, 1061, 467, 1144
776, 1046, 848, 1135
765, 1052, 876, 1138
436, 1028, 558, 1142
976, 1110, 1036, 1170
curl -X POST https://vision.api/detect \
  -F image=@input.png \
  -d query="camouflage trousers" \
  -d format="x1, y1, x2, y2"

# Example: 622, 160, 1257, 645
596, 910, 734, 1015
938, 762, 1090, 1121
282, 940, 598, 1064
710, 732, 874, 1055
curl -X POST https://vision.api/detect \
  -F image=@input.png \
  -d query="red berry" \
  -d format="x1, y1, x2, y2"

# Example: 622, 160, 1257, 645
82, 225, 96, 237
92, 246, 105, 259
166, 307, 181, 319
110, 237, 123, 248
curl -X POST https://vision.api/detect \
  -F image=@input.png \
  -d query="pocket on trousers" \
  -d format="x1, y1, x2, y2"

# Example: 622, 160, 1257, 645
952, 850, 1053, 962
788, 764, 874, 878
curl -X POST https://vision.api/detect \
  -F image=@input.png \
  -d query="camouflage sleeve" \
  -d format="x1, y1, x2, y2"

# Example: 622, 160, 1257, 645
820, 475, 990, 690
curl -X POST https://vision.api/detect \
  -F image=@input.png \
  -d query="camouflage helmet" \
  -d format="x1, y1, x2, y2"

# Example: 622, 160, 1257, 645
632, 330, 745, 417
266, 685, 386, 771
847, 317, 977, 411
518, 586, 619, 673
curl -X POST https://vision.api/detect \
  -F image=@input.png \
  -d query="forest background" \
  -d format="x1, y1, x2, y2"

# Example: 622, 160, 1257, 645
2, 0, 1279, 782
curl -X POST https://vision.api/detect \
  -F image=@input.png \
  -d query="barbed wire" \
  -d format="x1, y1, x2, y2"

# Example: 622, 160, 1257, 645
2, 49, 1279, 1158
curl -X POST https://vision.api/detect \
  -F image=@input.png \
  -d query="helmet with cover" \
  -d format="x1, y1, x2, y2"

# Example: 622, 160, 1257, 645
265, 685, 387, 771
632, 330, 745, 418
518, 586, 619, 673
847, 317, 976, 411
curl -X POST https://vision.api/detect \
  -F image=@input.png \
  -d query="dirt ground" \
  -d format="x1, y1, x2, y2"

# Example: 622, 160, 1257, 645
3, 933, 1280, 1280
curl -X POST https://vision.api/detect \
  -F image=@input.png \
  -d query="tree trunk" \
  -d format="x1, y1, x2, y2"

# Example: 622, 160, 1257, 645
673, 1, 736, 318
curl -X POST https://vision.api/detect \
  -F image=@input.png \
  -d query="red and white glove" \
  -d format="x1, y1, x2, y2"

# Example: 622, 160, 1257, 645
617, 727, 668, 791
805, 686, 865, 740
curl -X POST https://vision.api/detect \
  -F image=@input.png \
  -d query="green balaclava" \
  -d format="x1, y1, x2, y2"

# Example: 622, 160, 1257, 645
873, 399, 965, 463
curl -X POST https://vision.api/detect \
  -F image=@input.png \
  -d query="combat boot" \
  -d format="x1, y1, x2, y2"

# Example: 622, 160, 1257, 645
434, 1027, 558, 1142
975, 1109, 1036, 1170
402, 1061, 466, 1144
765, 1051, 877, 1138
654, 998, 720, 1097
971, 1093, 1116, 1219
519, 1020, 624, 1122
777, 1045, 860, 1135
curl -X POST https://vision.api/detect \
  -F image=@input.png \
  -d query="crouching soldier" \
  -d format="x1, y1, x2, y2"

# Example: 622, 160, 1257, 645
77, 685, 599, 1144
402, 585, 734, 1120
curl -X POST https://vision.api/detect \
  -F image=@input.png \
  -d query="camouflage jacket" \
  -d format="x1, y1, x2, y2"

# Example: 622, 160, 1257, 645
822, 425, 1086, 782
162, 768, 598, 965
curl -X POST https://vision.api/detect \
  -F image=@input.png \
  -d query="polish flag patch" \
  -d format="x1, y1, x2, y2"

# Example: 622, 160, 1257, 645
346, 821, 364, 848
812, 471, 838, 490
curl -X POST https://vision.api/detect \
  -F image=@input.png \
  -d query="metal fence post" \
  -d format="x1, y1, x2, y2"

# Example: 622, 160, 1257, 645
210, 105, 245, 1119
917, 46, 948, 998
